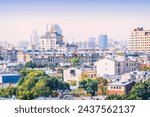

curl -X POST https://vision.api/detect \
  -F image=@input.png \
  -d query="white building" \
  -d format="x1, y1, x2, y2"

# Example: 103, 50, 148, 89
40, 24, 64, 51
95, 57, 138, 77
63, 67, 96, 83
63, 67, 82, 83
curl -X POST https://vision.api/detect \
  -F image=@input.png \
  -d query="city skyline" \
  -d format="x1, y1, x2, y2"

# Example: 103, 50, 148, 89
0, 0, 150, 44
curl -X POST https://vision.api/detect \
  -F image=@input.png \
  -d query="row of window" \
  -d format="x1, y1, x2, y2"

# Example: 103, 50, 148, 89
111, 86, 122, 90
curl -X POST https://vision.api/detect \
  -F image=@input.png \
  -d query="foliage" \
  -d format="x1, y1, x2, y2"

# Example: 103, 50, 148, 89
140, 66, 150, 71
116, 52, 124, 56
79, 79, 99, 96
31, 78, 52, 97
0, 87, 17, 98
71, 57, 80, 67
71, 88, 86, 97
67, 80, 77, 86
0, 69, 70, 100
79, 73, 89, 81
25, 61, 37, 68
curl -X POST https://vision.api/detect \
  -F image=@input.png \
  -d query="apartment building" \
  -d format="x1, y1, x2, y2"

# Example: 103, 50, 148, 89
95, 57, 138, 77
40, 24, 64, 50
129, 27, 150, 51
0, 49, 18, 62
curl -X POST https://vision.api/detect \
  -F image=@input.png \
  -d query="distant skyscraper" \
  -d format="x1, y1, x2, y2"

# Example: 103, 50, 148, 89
78, 41, 83, 49
98, 34, 108, 49
88, 37, 96, 49
30, 29, 39, 45
82, 41, 88, 49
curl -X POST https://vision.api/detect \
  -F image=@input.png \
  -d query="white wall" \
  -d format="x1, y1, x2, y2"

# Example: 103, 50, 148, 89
96, 58, 115, 77
63, 67, 82, 82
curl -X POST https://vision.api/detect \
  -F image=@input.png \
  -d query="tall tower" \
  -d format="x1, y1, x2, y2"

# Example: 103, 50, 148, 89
98, 34, 108, 49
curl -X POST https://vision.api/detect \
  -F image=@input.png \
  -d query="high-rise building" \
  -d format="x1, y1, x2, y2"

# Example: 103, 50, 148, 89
88, 37, 96, 49
98, 34, 108, 49
78, 41, 83, 49
40, 24, 64, 50
82, 41, 88, 49
30, 29, 39, 45
129, 27, 150, 51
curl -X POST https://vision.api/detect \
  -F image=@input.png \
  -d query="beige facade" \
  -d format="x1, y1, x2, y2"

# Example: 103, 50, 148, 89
129, 27, 150, 51
95, 57, 138, 77
17, 51, 31, 63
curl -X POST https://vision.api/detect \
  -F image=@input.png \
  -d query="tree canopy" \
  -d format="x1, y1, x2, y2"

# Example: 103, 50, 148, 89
71, 57, 80, 67
0, 69, 70, 100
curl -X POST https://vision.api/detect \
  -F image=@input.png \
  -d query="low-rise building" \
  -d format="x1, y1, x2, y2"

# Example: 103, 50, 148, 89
63, 67, 96, 83
95, 57, 138, 77
63, 67, 82, 83
17, 51, 31, 63
0, 73, 20, 88
107, 80, 135, 95
0, 49, 18, 62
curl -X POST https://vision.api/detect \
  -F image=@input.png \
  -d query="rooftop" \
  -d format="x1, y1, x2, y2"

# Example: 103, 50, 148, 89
108, 80, 133, 86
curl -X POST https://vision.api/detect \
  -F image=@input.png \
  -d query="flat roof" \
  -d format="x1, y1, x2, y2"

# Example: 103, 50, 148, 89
108, 80, 133, 86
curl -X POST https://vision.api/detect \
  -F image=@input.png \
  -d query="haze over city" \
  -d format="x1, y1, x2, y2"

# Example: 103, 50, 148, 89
0, 0, 150, 44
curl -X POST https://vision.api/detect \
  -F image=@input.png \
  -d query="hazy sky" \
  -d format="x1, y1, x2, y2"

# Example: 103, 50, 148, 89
0, 0, 150, 44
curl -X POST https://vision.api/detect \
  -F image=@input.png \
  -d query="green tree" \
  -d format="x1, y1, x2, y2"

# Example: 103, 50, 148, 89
31, 78, 51, 98
0, 69, 70, 100
0, 87, 17, 98
79, 79, 99, 96
25, 61, 36, 68
16, 86, 33, 100
127, 81, 150, 100
71, 57, 80, 67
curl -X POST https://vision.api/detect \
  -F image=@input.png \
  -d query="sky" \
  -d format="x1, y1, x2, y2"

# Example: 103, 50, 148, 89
0, 0, 150, 44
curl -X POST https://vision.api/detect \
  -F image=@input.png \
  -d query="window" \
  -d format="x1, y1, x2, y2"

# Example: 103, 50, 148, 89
70, 70, 76, 76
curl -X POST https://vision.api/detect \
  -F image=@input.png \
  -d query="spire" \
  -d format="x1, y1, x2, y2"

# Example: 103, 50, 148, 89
46, 24, 48, 32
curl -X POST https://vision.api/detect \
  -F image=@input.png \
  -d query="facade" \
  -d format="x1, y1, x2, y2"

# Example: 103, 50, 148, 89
98, 34, 108, 49
17, 51, 31, 63
63, 67, 82, 82
107, 80, 135, 95
129, 27, 150, 51
40, 24, 64, 51
63, 67, 96, 83
0, 49, 18, 62
57, 44, 78, 53
32, 52, 100, 67
95, 57, 138, 77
